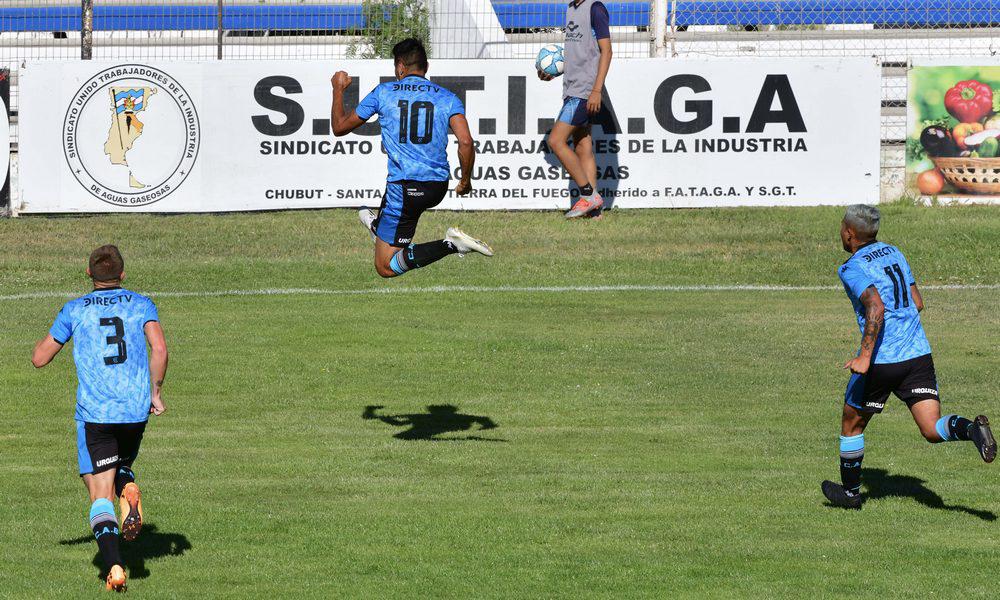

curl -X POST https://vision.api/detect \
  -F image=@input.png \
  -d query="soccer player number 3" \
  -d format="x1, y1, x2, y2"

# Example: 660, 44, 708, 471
99, 317, 128, 366
397, 100, 434, 145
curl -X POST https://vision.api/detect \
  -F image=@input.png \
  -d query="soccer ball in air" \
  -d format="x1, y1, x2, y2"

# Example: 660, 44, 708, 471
535, 44, 565, 78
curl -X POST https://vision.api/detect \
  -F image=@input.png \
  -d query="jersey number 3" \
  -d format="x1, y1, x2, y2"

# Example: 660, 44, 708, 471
99, 317, 128, 366
397, 100, 434, 145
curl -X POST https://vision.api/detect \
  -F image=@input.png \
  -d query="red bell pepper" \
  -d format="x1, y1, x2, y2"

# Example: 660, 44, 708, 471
944, 80, 993, 124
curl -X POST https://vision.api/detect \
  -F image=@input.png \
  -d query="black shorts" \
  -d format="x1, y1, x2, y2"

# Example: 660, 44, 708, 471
844, 353, 939, 413
373, 180, 449, 247
76, 421, 146, 476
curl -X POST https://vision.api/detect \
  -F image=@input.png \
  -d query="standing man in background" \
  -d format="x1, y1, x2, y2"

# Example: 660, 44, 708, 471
31, 245, 168, 591
539, 0, 613, 219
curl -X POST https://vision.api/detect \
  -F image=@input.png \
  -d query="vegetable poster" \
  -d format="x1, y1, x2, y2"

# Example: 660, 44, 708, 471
908, 63, 1000, 201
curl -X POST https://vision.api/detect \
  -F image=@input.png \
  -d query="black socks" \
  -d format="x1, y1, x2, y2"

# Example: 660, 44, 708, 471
839, 434, 865, 496
90, 498, 122, 571
390, 241, 458, 275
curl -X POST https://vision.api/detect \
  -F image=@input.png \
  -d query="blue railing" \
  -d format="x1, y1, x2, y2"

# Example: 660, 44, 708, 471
0, 1, 996, 32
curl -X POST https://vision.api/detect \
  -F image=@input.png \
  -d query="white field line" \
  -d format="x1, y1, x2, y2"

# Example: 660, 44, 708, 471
1, 283, 998, 302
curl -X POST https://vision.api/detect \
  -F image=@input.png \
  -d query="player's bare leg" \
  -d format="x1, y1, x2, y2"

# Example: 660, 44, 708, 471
374, 238, 402, 278
83, 470, 127, 591
558, 125, 603, 219
910, 398, 946, 442
909, 399, 996, 462
548, 122, 600, 218
822, 403, 873, 509
571, 128, 603, 218
547, 121, 589, 186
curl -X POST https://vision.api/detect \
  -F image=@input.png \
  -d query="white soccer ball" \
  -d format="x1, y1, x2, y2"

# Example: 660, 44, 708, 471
535, 44, 565, 78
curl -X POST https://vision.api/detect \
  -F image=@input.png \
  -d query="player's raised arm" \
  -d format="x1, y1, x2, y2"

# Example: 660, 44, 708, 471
330, 71, 368, 137
33, 302, 73, 368
31, 335, 64, 368
144, 321, 169, 415
450, 113, 475, 196
844, 285, 885, 375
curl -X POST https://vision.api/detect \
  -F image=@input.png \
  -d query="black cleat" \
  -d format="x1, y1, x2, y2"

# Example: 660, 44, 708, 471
822, 480, 862, 509
970, 415, 997, 463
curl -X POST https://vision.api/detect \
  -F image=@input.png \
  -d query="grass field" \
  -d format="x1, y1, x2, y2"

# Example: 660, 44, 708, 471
0, 205, 998, 598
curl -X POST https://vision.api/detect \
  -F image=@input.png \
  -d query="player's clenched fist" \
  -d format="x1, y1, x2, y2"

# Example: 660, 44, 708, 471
843, 356, 870, 375
455, 179, 473, 196
150, 393, 166, 416
331, 71, 352, 90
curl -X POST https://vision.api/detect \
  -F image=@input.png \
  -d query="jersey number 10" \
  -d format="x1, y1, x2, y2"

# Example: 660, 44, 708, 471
397, 100, 434, 145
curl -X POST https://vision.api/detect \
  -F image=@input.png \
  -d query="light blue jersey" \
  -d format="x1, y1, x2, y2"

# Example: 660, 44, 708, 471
356, 75, 464, 182
838, 241, 931, 364
49, 288, 158, 424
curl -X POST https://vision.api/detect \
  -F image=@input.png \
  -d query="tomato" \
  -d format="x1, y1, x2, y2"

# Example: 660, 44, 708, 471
916, 169, 945, 195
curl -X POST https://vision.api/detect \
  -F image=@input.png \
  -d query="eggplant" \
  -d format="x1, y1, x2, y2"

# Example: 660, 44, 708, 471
920, 125, 959, 157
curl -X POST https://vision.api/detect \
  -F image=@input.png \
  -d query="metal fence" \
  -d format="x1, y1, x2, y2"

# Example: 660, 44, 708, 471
2, 1, 1000, 196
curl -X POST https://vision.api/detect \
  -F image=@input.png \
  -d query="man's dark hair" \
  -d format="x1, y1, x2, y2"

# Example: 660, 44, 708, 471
89, 244, 124, 282
392, 38, 428, 72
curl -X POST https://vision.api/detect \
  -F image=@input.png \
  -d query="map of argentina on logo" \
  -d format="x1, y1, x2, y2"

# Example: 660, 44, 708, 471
63, 65, 200, 207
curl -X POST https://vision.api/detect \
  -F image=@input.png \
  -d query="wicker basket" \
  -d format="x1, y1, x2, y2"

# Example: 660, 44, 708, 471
932, 157, 1000, 194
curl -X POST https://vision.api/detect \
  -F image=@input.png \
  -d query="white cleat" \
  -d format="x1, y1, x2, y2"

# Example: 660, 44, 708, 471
358, 208, 377, 241
445, 227, 494, 257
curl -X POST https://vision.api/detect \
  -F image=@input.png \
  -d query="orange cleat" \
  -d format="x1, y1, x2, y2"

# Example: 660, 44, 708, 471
565, 194, 604, 219
119, 482, 143, 542
106, 564, 127, 592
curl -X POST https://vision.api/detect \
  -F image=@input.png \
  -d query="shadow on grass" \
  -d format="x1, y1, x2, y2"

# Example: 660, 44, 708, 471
363, 404, 506, 442
59, 524, 191, 580
861, 467, 996, 521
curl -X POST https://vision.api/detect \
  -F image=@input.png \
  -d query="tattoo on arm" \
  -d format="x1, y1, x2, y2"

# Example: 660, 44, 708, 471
859, 287, 884, 357
154, 379, 164, 390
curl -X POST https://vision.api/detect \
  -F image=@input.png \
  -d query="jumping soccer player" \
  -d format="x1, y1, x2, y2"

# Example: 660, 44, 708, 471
538, 0, 613, 219
330, 38, 493, 278
822, 205, 995, 509
31, 245, 168, 591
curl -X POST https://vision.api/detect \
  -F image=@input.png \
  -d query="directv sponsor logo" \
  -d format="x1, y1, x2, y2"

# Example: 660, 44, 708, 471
62, 64, 200, 207
862, 246, 896, 262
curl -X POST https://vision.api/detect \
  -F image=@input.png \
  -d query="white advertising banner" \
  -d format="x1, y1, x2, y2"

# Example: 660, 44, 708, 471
16, 58, 880, 213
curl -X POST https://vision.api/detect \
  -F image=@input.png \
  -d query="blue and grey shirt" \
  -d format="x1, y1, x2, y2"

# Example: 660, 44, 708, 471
563, 0, 611, 100
49, 287, 159, 423
838, 241, 932, 364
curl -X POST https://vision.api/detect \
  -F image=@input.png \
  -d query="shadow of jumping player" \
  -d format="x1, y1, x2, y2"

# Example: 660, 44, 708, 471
59, 524, 192, 581
860, 468, 996, 521
363, 404, 505, 441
